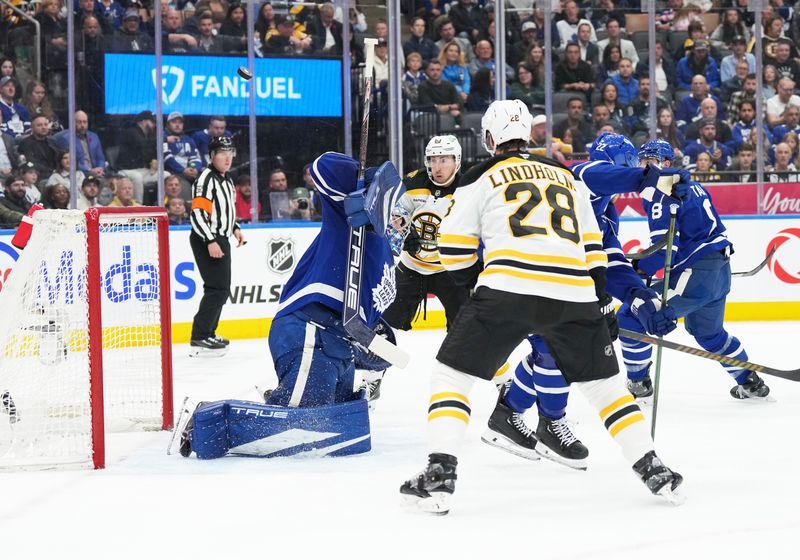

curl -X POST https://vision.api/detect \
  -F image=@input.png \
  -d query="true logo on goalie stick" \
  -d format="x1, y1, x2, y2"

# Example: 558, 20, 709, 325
266, 237, 295, 274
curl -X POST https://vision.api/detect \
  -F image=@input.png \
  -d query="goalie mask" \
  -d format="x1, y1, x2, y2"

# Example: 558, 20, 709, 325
481, 99, 532, 156
386, 201, 413, 256
424, 135, 462, 186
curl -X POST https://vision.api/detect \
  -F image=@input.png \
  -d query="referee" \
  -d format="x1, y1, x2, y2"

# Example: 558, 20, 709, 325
189, 136, 245, 354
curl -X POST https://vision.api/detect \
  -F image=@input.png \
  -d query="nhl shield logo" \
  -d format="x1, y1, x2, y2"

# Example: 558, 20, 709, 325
267, 237, 295, 274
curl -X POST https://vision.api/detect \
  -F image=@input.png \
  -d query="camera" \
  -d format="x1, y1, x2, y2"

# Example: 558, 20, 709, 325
296, 198, 309, 210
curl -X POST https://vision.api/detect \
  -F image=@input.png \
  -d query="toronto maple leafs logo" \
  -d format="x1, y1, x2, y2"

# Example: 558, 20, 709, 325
371, 263, 396, 313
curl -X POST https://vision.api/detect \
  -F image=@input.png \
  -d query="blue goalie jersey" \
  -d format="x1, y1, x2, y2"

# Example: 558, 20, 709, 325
275, 152, 396, 327
637, 182, 732, 276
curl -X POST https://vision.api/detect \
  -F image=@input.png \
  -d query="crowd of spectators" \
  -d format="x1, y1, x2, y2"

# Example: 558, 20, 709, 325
2, 0, 800, 229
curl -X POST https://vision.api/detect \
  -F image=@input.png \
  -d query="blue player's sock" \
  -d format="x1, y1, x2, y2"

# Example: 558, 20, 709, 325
695, 331, 751, 385
529, 346, 569, 420
505, 354, 537, 414
619, 312, 653, 381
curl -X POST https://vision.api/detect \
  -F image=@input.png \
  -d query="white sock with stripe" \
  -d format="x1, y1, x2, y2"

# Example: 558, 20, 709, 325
576, 375, 653, 464
428, 362, 476, 457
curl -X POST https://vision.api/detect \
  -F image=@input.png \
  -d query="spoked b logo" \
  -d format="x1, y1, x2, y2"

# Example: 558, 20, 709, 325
151, 66, 185, 105
767, 228, 800, 284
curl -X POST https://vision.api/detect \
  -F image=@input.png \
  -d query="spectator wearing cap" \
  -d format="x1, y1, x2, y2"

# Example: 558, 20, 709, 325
76, 174, 101, 210
509, 20, 539, 68
675, 74, 724, 131
0, 175, 31, 228
374, 39, 390, 84
683, 119, 732, 171
597, 19, 638, 66
109, 176, 142, 207
46, 151, 85, 194
447, 0, 482, 44
164, 112, 202, 200
307, 2, 344, 56
767, 78, 800, 128
117, 110, 158, 202
288, 187, 313, 221
166, 196, 188, 225
192, 116, 233, 168
435, 18, 475, 65
0, 125, 20, 182
0, 76, 31, 139
719, 35, 756, 84
677, 40, 720, 91
106, 8, 153, 52
17, 116, 59, 178
684, 97, 733, 146
52, 111, 107, 178
265, 15, 312, 55
403, 17, 439, 65
771, 39, 800, 85
234, 174, 260, 222
17, 162, 41, 205
555, 1, 596, 48
528, 114, 571, 164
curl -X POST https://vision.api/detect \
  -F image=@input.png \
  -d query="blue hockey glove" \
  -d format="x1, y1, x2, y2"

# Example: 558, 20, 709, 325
627, 287, 677, 337
599, 293, 619, 341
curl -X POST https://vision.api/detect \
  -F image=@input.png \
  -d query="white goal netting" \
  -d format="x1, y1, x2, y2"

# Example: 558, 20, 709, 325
0, 209, 169, 469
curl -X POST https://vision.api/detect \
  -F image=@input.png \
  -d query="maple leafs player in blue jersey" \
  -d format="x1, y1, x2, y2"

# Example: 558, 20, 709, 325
483, 134, 681, 470
617, 139, 770, 400
266, 151, 408, 408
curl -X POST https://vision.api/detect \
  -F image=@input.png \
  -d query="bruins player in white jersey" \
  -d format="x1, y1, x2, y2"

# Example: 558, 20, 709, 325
383, 135, 469, 331
399, 100, 683, 514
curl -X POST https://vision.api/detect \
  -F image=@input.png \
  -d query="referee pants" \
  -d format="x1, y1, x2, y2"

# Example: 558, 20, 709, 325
190, 233, 231, 340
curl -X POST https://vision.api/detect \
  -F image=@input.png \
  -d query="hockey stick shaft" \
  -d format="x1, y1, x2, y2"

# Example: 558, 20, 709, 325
731, 246, 776, 278
342, 40, 409, 368
619, 328, 800, 381
651, 205, 677, 440
623, 237, 668, 260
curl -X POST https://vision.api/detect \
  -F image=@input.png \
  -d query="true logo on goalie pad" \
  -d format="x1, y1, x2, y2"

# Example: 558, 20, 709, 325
266, 237, 295, 274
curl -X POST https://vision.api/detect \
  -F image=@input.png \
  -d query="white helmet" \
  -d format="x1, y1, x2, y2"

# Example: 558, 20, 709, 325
481, 99, 532, 156
424, 134, 462, 186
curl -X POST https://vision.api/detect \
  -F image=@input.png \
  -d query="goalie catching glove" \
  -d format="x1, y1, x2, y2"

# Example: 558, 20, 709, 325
626, 287, 677, 337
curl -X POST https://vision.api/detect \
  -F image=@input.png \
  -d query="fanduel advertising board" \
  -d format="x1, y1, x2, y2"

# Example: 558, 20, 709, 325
104, 54, 343, 117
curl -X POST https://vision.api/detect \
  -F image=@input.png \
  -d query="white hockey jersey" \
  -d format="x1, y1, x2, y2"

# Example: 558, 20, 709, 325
438, 153, 606, 303
396, 168, 459, 275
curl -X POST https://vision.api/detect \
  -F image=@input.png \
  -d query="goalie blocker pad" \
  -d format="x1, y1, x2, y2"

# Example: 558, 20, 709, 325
363, 161, 405, 237
189, 398, 371, 459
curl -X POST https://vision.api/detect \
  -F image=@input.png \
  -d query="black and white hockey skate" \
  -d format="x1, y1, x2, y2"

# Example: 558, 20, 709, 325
535, 415, 589, 470
212, 335, 230, 347
400, 453, 457, 515
627, 374, 654, 399
364, 378, 382, 402
632, 450, 684, 505
1, 391, 19, 424
189, 337, 228, 358
481, 382, 540, 461
730, 372, 771, 400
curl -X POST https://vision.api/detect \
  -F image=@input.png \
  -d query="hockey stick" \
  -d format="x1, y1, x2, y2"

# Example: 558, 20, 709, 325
619, 328, 800, 381
732, 246, 776, 278
343, 39, 409, 369
650, 205, 677, 440
623, 238, 667, 260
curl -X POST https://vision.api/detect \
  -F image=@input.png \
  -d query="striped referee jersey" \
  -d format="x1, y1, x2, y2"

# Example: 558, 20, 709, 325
190, 166, 239, 241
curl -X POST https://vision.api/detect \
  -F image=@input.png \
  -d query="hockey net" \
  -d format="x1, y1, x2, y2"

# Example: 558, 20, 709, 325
0, 208, 173, 469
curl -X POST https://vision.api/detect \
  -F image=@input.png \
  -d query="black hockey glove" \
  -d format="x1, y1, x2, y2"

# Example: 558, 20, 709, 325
403, 226, 423, 256
599, 294, 618, 341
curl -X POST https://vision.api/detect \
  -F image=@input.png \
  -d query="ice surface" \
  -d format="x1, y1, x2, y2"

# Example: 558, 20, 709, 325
1, 323, 799, 559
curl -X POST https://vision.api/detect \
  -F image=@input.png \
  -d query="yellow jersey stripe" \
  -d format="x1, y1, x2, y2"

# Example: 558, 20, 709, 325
494, 362, 510, 378
480, 267, 595, 287
439, 234, 480, 247
609, 413, 646, 437
441, 255, 478, 266
582, 232, 602, 242
430, 391, 470, 405
599, 394, 635, 419
586, 253, 609, 264
428, 410, 470, 424
485, 249, 588, 268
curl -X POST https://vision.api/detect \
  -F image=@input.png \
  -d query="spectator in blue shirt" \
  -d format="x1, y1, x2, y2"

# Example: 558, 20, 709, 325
683, 119, 732, 171
402, 16, 439, 65
676, 40, 720, 90
675, 74, 724, 131
439, 40, 471, 103
164, 111, 202, 198
192, 116, 233, 167
719, 35, 756, 83
53, 110, 107, 177
609, 57, 638, 106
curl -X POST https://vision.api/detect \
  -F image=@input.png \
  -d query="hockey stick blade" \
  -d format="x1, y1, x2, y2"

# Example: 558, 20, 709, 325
344, 315, 410, 369
619, 328, 800, 381
732, 246, 776, 278
623, 238, 668, 260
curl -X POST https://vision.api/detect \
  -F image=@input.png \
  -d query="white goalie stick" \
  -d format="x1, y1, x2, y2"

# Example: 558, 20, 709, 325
343, 39, 410, 369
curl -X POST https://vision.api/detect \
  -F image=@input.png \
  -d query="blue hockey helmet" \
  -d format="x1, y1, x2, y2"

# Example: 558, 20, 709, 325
589, 133, 640, 167
638, 139, 675, 165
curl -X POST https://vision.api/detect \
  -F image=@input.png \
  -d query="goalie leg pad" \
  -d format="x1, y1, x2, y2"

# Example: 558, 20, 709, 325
190, 399, 371, 459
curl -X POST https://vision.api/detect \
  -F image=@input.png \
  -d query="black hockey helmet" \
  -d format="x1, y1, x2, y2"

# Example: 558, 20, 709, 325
209, 136, 235, 154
